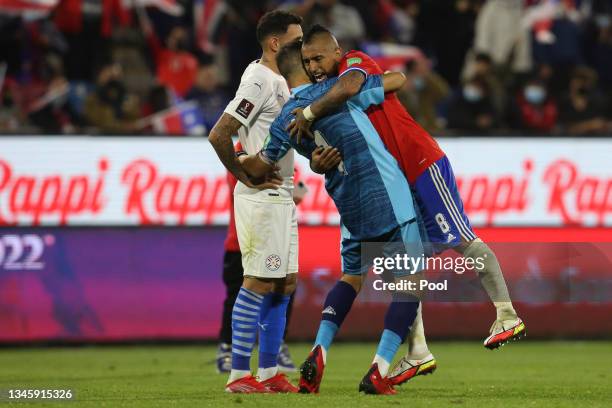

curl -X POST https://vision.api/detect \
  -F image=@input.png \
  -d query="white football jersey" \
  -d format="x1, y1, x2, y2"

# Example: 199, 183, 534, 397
224, 61, 293, 198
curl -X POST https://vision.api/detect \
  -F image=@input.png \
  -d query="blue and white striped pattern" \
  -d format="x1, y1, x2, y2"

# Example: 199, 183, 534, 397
427, 163, 477, 241
231, 288, 263, 370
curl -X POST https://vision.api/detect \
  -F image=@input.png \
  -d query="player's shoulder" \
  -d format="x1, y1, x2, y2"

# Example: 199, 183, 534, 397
238, 62, 280, 92
342, 50, 373, 65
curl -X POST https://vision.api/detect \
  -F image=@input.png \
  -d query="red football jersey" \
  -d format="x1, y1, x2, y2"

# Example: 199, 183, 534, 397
339, 51, 445, 183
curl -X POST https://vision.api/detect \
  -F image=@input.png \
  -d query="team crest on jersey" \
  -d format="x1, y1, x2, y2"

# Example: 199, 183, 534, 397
265, 254, 282, 271
347, 57, 362, 67
236, 98, 254, 119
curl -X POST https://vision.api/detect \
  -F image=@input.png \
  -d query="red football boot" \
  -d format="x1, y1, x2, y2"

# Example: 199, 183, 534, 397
484, 318, 526, 350
298, 345, 326, 394
260, 373, 298, 393
358, 363, 396, 395
225, 375, 271, 393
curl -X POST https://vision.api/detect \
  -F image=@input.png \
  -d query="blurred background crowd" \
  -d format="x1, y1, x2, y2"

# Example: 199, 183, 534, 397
1, 0, 611, 136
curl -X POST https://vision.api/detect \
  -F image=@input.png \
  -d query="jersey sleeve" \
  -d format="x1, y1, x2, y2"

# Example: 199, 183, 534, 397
348, 74, 385, 111
223, 75, 270, 127
338, 51, 381, 80
259, 119, 292, 164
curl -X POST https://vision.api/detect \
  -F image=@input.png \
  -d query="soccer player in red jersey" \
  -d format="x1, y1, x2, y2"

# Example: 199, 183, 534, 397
289, 25, 525, 388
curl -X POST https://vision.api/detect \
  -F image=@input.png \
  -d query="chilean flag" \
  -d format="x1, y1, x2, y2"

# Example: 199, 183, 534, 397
150, 102, 207, 136
194, 0, 221, 52
0, 0, 59, 16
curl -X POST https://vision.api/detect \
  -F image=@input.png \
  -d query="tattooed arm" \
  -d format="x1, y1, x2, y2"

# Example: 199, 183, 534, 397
209, 113, 280, 189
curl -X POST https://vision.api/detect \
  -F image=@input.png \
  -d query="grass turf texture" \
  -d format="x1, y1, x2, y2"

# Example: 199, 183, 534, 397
0, 341, 610, 407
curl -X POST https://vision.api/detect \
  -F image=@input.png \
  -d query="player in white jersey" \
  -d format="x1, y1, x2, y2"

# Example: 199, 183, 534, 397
208, 10, 303, 394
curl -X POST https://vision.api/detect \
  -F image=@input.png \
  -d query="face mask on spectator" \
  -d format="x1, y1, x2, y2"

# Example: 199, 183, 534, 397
524, 85, 546, 104
413, 76, 425, 91
463, 85, 482, 102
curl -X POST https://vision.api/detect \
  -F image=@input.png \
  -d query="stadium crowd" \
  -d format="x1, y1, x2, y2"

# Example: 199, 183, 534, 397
0, 0, 611, 136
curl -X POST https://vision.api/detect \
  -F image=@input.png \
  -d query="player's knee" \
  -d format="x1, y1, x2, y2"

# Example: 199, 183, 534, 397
459, 238, 498, 274
341, 274, 365, 293
242, 276, 273, 295
276, 274, 297, 296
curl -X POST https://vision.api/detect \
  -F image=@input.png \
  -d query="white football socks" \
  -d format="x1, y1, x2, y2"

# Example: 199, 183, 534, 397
256, 366, 278, 381
227, 369, 250, 384
373, 354, 391, 377
406, 304, 430, 360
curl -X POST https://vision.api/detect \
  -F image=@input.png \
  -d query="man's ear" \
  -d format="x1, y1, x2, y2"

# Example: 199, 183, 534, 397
335, 47, 342, 58
269, 36, 280, 53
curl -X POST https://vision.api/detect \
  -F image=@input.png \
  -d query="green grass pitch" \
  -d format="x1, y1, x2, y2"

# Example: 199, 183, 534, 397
0, 341, 610, 407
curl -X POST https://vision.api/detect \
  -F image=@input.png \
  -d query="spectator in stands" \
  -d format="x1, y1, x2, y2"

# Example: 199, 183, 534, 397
464, 52, 506, 117
447, 76, 498, 133
473, 0, 532, 82
84, 61, 140, 134
587, 12, 612, 97
185, 59, 230, 133
284, 0, 365, 50
397, 57, 450, 133
559, 66, 610, 135
530, 3, 583, 97
213, 1, 269, 91
142, 84, 171, 117
416, 0, 479, 87
386, 0, 420, 45
509, 78, 558, 133
26, 53, 78, 133
137, 10, 198, 98
0, 83, 19, 131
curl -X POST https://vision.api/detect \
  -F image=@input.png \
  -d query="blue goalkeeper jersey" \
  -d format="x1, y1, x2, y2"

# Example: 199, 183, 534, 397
261, 74, 416, 240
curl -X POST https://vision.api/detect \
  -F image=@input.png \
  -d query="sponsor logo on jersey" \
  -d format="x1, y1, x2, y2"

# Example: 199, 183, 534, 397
446, 233, 456, 243
236, 98, 254, 119
265, 254, 282, 271
347, 57, 362, 67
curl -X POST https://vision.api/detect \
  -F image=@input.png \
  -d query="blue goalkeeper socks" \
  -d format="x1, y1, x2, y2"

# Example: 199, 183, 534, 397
373, 295, 419, 377
257, 293, 290, 380
314, 280, 357, 359
229, 287, 263, 379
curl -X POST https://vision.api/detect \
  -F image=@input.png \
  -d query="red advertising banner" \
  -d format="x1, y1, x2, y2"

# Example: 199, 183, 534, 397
0, 137, 610, 227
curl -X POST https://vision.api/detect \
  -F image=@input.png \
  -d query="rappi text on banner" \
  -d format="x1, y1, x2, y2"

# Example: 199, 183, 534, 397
0, 137, 610, 227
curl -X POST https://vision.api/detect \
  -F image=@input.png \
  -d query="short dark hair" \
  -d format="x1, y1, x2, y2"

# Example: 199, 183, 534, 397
276, 39, 306, 80
303, 24, 333, 44
256, 10, 302, 44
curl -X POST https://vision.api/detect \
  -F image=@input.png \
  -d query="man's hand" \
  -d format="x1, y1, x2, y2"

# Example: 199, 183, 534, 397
245, 171, 283, 190
310, 146, 341, 174
286, 107, 314, 144
237, 155, 282, 190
